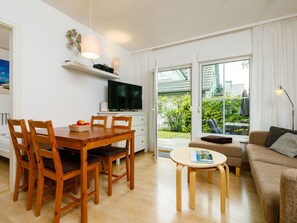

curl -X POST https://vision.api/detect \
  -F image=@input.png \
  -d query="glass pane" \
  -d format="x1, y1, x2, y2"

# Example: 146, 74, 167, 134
202, 98, 223, 134
157, 67, 192, 152
201, 64, 223, 99
201, 59, 250, 135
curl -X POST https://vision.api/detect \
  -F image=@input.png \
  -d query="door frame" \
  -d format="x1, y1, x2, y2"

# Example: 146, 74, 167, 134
153, 54, 197, 153
0, 18, 22, 191
194, 56, 251, 140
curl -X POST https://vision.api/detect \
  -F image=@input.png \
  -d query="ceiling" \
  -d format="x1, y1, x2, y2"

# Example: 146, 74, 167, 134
1, 1, 297, 52
41, 0, 297, 51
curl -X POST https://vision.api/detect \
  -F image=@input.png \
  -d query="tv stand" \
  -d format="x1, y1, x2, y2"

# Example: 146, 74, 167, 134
97, 111, 147, 153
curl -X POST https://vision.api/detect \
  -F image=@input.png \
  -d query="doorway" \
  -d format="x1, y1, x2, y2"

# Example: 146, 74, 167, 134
0, 19, 21, 192
157, 67, 191, 158
0, 25, 11, 192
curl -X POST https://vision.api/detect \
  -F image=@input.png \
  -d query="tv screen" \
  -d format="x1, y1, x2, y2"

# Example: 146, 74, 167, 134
108, 80, 142, 111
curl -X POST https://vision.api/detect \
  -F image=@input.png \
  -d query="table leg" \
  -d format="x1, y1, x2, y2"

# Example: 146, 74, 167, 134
130, 132, 135, 190
176, 164, 183, 211
224, 164, 230, 197
217, 165, 226, 213
80, 148, 88, 223
208, 171, 212, 183
187, 167, 189, 183
189, 168, 196, 209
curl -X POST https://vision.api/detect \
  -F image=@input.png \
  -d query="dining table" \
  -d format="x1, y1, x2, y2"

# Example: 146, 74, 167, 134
53, 126, 135, 223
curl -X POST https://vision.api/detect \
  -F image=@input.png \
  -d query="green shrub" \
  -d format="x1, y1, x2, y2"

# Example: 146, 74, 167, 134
158, 94, 249, 135
158, 94, 191, 133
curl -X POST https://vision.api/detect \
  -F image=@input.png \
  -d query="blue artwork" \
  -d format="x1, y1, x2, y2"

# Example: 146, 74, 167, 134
0, 59, 9, 94
0, 59, 9, 84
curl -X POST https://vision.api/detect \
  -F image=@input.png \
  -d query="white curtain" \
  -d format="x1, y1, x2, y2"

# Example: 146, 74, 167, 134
251, 17, 297, 131
132, 50, 154, 150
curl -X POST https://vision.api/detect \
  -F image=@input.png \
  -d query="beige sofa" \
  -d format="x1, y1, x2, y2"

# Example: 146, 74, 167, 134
247, 131, 297, 223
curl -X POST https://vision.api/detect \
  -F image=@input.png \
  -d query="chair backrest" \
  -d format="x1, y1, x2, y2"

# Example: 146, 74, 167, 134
28, 120, 63, 176
111, 116, 132, 130
7, 119, 36, 167
207, 118, 222, 134
91, 115, 107, 128
111, 116, 132, 148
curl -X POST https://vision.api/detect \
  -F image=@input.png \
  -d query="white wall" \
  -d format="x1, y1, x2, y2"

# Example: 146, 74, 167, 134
0, 0, 133, 126
0, 48, 10, 113
153, 29, 251, 66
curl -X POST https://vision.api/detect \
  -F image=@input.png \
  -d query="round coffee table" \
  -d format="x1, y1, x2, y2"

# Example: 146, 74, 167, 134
170, 147, 229, 212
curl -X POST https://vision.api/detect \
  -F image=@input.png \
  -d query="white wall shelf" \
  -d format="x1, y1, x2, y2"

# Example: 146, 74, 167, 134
61, 60, 119, 79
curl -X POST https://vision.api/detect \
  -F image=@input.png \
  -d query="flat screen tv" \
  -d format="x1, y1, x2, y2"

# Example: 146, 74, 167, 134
108, 80, 142, 111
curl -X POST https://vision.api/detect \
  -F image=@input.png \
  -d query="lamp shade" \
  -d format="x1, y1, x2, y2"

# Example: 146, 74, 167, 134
112, 58, 120, 74
81, 34, 99, 59
275, 88, 284, 95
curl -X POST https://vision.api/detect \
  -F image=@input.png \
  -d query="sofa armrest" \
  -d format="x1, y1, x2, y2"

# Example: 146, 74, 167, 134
280, 169, 297, 223
248, 131, 269, 146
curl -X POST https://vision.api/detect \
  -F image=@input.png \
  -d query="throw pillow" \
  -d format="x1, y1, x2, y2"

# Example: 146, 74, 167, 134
269, 132, 297, 158
201, 135, 232, 144
264, 126, 297, 147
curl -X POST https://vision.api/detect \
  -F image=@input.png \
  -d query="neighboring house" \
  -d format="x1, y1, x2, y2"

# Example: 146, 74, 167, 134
158, 68, 191, 96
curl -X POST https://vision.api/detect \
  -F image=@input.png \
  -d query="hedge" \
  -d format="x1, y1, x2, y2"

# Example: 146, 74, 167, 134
158, 94, 249, 135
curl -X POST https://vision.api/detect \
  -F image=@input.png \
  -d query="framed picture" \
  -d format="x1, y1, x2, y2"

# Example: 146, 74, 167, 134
0, 59, 9, 94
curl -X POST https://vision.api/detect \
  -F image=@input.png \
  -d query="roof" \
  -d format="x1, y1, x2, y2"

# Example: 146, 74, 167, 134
158, 80, 191, 94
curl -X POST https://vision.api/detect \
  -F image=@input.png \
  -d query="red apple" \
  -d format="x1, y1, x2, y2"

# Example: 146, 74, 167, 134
77, 120, 85, 125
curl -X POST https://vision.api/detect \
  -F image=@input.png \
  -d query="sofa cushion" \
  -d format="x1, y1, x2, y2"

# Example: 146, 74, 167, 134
189, 138, 242, 157
247, 144, 297, 168
280, 169, 297, 223
269, 133, 297, 158
250, 161, 291, 223
265, 126, 297, 147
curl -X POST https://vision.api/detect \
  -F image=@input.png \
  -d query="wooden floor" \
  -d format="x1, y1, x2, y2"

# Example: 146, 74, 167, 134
0, 152, 265, 223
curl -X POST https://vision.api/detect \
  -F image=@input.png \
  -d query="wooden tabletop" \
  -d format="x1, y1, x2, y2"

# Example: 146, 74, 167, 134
170, 147, 227, 168
49, 126, 135, 150
53, 126, 134, 140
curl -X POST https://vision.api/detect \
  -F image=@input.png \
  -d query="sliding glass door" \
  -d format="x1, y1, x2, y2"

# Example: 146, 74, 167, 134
200, 59, 250, 136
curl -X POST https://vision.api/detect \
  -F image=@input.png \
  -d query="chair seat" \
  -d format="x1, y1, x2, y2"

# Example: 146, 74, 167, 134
44, 154, 100, 173
21, 149, 75, 162
90, 146, 128, 157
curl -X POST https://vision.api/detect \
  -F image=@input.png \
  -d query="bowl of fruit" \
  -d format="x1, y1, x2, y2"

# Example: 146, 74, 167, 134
69, 120, 91, 132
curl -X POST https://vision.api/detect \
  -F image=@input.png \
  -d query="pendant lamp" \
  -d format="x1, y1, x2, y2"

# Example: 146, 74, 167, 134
81, 0, 99, 59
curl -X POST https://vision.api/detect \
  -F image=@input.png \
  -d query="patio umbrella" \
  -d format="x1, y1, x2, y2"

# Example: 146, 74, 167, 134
240, 89, 249, 116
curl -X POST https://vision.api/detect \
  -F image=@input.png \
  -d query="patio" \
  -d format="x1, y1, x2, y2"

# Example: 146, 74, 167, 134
158, 137, 190, 158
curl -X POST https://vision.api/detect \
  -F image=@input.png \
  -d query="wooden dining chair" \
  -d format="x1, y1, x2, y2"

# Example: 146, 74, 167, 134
90, 115, 107, 128
7, 119, 37, 210
28, 119, 100, 223
90, 116, 132, 196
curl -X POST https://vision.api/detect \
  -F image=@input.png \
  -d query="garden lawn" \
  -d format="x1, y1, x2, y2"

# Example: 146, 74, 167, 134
158, 130, 190, 139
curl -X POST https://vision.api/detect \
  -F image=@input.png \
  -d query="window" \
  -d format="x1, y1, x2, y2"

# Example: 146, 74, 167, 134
201, 59, 250, 135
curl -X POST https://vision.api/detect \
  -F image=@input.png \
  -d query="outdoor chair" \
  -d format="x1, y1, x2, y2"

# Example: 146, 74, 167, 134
207, 118, 223, 134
